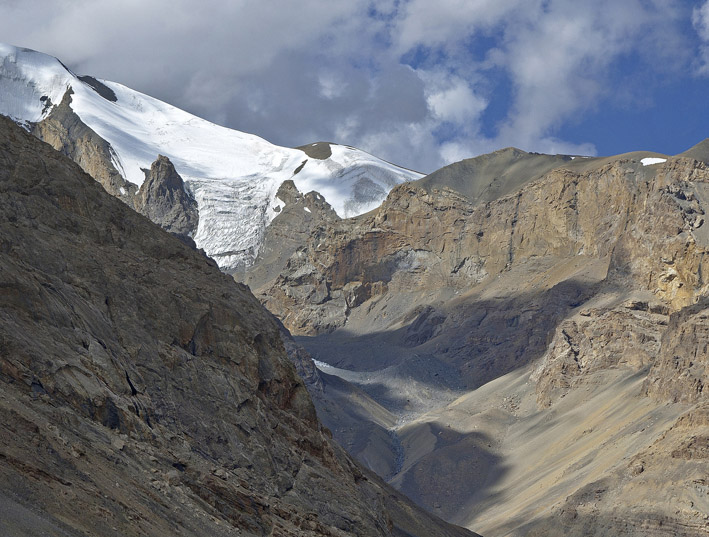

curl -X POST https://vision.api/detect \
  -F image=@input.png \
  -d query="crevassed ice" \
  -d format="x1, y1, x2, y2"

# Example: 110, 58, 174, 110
0, 43, 423, 271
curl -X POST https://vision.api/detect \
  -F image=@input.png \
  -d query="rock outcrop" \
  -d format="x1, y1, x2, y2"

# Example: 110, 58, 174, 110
240, 179, 339, 286
644, 296, 709, 404
135, 154, 199, 240
532, 300, 669, 407
31, 88, 137, 205
257, 151, 709, 335
0, 115, 476, 537
32, 91, 199, 242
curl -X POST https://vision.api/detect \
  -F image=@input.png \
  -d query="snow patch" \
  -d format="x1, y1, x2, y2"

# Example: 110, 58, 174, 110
271, 195, 285, 214
304, 206, 311, 213
119, 187, 126, 195
0, 44, 71, 123
641, 157, 667, 166
0, 43, 423, 272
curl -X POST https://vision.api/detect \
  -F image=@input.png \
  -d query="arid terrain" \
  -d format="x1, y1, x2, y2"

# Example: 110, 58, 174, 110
3, 41, 709, 536
247, 144, 709, 536
0, 116, 475, 537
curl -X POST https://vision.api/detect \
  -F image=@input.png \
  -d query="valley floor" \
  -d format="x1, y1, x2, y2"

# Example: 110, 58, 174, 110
296, 255, 709, 536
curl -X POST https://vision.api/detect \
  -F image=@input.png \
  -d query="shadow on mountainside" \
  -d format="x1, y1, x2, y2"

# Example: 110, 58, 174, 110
293, 275, 602, 522
297, 276, 599, 413
397, 425, 508, 524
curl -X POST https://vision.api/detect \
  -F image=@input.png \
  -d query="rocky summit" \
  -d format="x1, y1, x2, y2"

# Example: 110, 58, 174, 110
247, 144, 709, 536
0, 116, 475, 537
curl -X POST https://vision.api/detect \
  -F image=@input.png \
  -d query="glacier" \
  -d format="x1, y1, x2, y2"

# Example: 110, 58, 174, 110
0, 43, 423, 271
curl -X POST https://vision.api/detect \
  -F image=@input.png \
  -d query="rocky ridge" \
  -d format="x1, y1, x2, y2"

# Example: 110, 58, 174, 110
241, 179, 339, 287
30, 88, 137, 205
135, 154, 199, 240
0, 115, 475, 537
258, 153, 709, 337
30, 89, 199, 242
247, 145, 709, 535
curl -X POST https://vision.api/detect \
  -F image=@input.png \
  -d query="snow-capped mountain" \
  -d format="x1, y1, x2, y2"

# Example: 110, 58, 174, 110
0, 43, 422, 270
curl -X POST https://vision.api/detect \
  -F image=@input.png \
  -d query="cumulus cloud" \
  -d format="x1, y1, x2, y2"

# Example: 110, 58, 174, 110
427, 78, 487, 124
694, 0, 709, 74
394, 0, 690, 159
395, 0, 529, 54
500, 1, 686, 144
0, 0, 700, 171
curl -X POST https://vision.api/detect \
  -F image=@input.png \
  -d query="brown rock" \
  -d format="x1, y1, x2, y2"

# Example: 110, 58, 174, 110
0, 115, 476, 537
644, 297, 709, 403
247, 145, 709, 537
31, 87, 137, 205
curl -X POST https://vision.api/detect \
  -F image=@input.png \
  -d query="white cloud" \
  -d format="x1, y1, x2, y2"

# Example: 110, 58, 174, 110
0, 0, 697, 172
318, 72, 348, 100
394, 0, 531, 54
427, 78, 487, 124
396, 0, 688, 159
693, 0, 709, 74
694, 1, 709, 41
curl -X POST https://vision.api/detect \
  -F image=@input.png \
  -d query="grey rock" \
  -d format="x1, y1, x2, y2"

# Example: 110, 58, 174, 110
30, 87, 137, 205
0, 115, 476, 537
31, 91, 198, 243
135, 154, 198, 239
240, 179, 339, 286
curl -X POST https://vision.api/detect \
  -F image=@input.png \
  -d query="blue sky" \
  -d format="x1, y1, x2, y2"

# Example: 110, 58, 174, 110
1, 0, 708, 172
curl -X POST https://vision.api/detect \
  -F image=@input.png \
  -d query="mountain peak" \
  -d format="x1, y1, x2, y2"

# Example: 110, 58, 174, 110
0, 41, 423, 272
417, 145, 570, 203
0, 114, 475, 537
678, 137, 709, 163
0, 43, 73, 124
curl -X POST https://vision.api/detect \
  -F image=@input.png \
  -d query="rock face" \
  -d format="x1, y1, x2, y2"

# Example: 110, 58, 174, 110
31, 88, 137, 205
532, 300, 669, 407
241, 179, 339, 287
32, 91, 199, 241
644, 297, 709, 404
135, 154, 199, 239
260, 153, 709, 334
0, 116, 476, 537
247, 145, 709, 536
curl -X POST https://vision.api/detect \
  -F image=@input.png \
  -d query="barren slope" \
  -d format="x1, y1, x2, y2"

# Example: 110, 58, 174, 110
249, 145, 709, 535
0, 43, 423, 272
0, 116, 476, 537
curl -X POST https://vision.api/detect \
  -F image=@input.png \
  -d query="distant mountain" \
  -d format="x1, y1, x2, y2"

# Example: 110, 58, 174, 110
248, 142, 709, 536
0, 43, 422, 272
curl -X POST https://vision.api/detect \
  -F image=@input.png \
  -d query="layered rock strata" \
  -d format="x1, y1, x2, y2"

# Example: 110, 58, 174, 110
258, 154, 709, 337
0, 116, 475, 537
249, 146, 709, 536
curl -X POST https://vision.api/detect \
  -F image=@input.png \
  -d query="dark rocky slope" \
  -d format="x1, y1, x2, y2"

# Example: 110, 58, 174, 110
0, 116, 476, 537
31, 88, 199, 242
